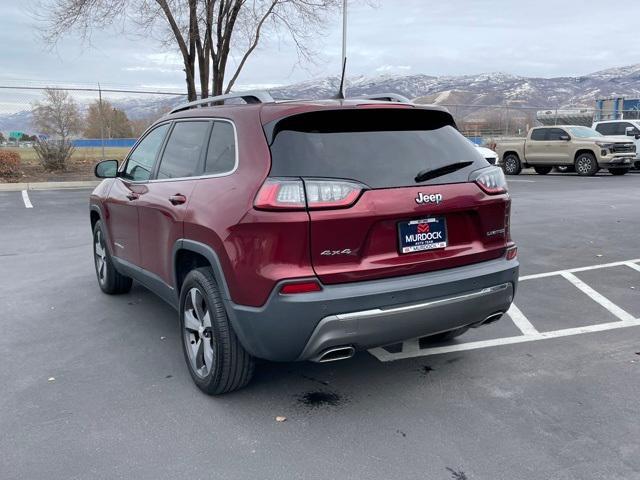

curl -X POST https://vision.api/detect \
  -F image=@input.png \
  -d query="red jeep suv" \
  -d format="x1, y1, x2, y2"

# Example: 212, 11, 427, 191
90, 92, 518, 394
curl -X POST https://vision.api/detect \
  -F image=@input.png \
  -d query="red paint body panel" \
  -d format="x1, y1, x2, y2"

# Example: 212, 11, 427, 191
138, 180, 198, 284
308, 183, 509, 284
103, 179, 142, 264
183, 109, 315, 307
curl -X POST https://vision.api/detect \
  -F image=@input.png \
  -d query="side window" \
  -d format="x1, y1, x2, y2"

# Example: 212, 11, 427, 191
123, 124, 169, 181
156, 121, 211, 180
596, 123, 615, 135
546, 128, 567, 141
204, 121, 237, 175
530, 129, 546, 141
616, 122, 637, 135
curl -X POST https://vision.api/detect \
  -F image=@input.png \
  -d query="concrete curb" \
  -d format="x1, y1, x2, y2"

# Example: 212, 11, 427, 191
0, 181, 100, 192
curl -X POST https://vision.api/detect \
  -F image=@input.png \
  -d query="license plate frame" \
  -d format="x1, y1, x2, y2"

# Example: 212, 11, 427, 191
397, 217, 447, 254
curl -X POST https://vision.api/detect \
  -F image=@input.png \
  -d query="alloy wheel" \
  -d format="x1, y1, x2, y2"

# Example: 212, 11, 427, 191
94, 230, 107, 285
577, 156, 594, 175
505, 157, 518, 174
183, 287, 214, 378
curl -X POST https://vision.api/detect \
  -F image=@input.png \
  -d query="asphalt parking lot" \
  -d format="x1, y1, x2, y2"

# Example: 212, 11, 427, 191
1, 170, 640, 480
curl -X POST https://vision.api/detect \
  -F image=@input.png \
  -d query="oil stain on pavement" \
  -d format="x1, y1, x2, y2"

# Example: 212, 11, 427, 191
297, 391, 344, 409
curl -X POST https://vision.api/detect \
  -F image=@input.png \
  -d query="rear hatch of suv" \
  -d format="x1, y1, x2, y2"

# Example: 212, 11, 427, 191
259, 107, 510, 284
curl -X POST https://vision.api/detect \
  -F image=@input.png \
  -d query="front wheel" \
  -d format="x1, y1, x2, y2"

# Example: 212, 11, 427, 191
575, 153, 599, 176
180, 267, 254, 395
533, 166, 552, 175
609, 168, 629, 176
93, 220, 132, 294
503, 154, 522, 175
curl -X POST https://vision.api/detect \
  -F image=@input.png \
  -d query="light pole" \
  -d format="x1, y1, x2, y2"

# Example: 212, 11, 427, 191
337, 0, 348, 99
342, 0, 347, 71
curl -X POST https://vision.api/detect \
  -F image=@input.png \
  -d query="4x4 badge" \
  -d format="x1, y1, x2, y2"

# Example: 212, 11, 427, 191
415, 193, 443, 205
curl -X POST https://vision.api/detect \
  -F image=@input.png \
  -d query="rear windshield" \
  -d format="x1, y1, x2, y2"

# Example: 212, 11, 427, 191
267, 109, 486, 188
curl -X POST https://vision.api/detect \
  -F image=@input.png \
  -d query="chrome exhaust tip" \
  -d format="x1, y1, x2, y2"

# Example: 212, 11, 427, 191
470, 311, 505, 328
313, 346, 356, 363
483, 311, 504, 325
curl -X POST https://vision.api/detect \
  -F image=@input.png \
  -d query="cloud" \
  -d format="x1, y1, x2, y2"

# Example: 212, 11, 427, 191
3, 0, 640, 91
375, 65, 412, 73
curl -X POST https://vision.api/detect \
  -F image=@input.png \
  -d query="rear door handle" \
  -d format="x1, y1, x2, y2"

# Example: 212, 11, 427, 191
169, 194, 187, 206
126, 192, 139, 201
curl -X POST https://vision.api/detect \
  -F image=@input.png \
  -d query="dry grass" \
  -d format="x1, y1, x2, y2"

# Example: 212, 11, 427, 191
4, 146, 131, 165
0, 146, 132, 183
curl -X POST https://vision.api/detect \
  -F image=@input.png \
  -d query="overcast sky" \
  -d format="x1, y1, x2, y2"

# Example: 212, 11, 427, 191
3, 0, 640, 91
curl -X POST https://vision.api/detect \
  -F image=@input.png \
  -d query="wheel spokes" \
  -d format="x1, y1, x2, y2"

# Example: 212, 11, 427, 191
202, 340, 214, 372
189, 288, 198, 312
94, 230, 107, 282
202, 310, 211, 328
193, 290, 207, 322
190, 338, 202, 369
184, 309, 200, 332
184, 286, 215, 377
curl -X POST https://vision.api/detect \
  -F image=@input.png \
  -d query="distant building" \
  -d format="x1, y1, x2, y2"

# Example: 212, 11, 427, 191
594, 97, 640, 121
536, 109, 594, 126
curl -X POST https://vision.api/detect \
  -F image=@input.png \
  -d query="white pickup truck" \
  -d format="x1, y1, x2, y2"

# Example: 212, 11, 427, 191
495, 125, 636, 176
591, 119, 640, 169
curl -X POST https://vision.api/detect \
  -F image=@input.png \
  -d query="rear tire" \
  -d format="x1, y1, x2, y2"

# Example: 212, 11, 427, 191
609, 168, 629, 176
93, 220, 132, 294
179, 267, 255, 395
575, 153, 599, 176
533, 166, 552, 175
426, 327, 469, 343
503, 154, 522, 175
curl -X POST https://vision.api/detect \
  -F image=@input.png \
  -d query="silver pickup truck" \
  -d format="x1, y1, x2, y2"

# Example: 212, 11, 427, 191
495, 125, 636, 176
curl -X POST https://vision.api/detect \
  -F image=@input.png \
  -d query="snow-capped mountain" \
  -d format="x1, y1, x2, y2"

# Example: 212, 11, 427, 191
273, 64, 640, 107
5, 64, 640, 134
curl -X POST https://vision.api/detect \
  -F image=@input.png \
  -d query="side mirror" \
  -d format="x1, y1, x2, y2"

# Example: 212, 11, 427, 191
625, 126, 639, 137
95, 159, 119, 178
559, 135, 570, 141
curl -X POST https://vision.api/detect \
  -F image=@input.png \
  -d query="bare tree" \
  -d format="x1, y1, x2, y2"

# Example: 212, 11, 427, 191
32, 88, 81, 141
31, 88, 81, 170
84, 100, 134, 138
41, 0, 342, 101
129, 105, 173, 136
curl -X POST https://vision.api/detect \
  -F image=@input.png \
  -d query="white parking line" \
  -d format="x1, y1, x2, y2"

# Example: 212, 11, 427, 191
520, 259, 640, 281
369, 317, 640, 361
625, 262, 640, 274
561, 272, 636, 322
506, 304, 538, 335
368, 258, 640, 362
21, 190, 33, 209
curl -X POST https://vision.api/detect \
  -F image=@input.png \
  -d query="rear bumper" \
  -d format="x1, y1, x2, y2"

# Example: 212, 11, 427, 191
226, 257, 519, 362
298, 282, 512, 361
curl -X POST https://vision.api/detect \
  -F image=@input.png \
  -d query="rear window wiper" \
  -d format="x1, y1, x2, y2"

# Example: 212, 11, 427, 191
414, 161, 474, 183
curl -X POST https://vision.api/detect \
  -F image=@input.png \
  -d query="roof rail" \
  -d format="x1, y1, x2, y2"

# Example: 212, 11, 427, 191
356, 93, 412, 104
169, 90, 274, 114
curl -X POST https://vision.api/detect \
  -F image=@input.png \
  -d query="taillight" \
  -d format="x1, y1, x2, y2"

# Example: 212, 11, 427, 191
280, 280, 323, 294
304, 179, 363, 209
506, 244, 518, 260
254, 177, 365, 211
505, 200, 512, 241
469, 166, 507, 195
254, 178, 305, 210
